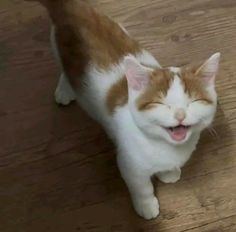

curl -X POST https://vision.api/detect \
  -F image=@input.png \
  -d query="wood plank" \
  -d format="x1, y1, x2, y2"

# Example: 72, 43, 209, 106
0, 0, 235, 231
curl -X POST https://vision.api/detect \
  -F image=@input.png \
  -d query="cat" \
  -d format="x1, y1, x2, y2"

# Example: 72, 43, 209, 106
26, 0, 220, 219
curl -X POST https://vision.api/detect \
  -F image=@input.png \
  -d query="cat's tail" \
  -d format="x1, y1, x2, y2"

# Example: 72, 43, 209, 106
25, 0, 86, 8
25, 0, 54, 8
25, 0, 88, 24
25, 0, 73, 20
25, 0, 46, 5
26, 0, 90, 84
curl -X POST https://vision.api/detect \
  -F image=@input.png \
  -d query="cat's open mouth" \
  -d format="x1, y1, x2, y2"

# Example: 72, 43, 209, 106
165, 125, 191, 141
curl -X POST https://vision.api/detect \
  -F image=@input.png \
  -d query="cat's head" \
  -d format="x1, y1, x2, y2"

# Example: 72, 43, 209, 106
124, 53, 220, 145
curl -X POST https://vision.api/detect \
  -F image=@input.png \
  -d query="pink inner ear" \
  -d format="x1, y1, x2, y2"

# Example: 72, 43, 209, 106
127, 71, 149, 91
124, 57, 150, 91
196, 53, 220, 85
201, 71, 215, 84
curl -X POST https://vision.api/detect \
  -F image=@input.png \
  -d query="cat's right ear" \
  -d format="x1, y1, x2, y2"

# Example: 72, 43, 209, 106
124, 56, 150, 91
195, 52, 221, 86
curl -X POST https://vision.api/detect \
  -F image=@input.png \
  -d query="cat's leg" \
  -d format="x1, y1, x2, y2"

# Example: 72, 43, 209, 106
122, 172, 159, 220
156, 167, 181, 184
117, 156, 159, 220
55, 73, 76, 105
52, 26, 76, 105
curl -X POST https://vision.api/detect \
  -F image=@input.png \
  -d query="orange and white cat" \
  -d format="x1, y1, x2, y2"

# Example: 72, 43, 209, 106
27, 0, 220, 219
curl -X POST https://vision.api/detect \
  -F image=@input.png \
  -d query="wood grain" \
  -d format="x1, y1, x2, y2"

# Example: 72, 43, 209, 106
0, 0, 236, 231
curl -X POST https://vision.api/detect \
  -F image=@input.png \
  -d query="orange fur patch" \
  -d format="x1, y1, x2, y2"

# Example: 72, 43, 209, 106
106, 64, 213, 114
106, 77, 128, 114
106, 69, 174, 114
180, 67, 213, 104
136, 69, 174, 110
42, 0, 141, 86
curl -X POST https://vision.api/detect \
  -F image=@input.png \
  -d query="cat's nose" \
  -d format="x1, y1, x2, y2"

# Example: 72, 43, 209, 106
175, 108, 186, 123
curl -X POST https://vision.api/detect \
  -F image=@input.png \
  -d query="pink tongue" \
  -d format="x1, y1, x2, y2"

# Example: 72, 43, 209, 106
169, 127, 187, 141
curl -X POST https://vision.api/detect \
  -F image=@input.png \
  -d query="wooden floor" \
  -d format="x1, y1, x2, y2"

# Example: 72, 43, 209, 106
0, 0, 236, 231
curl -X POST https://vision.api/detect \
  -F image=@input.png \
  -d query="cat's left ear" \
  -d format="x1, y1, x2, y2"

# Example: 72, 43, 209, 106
124, 56, 151, 91
195, 52, 221, 85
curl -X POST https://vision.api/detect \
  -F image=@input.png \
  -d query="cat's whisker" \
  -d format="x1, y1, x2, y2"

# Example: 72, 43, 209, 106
208, 127, 219, 138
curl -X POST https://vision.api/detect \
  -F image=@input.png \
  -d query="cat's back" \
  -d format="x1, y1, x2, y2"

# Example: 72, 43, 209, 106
49, 0, 142, 82
48, 0, 160, 124
78, 50, 160, 125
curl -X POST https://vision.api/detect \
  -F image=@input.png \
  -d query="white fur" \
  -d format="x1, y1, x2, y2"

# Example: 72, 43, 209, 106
55, 73, 76, 105
52, 28, 219, 219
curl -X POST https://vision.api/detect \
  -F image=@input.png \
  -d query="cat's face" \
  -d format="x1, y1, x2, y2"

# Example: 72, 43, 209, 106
124, 53, 220, 145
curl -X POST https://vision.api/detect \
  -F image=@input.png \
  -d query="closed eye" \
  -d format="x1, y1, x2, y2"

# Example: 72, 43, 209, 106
150, 101, 164, 105
147, 102, 167, 108
192, 99, 204, 102
192, 99, 212, 104
141, 101, 165, 110
150, 102, 172, 109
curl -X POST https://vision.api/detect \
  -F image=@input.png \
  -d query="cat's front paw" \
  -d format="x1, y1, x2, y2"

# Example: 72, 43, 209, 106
54, 85, 76, 105
157, 168, 181, 184
133, 196, 159, 220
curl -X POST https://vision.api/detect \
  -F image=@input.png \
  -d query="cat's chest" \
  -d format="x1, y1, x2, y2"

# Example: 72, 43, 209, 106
146, 144, 191, 171
134, 137, 198, 173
